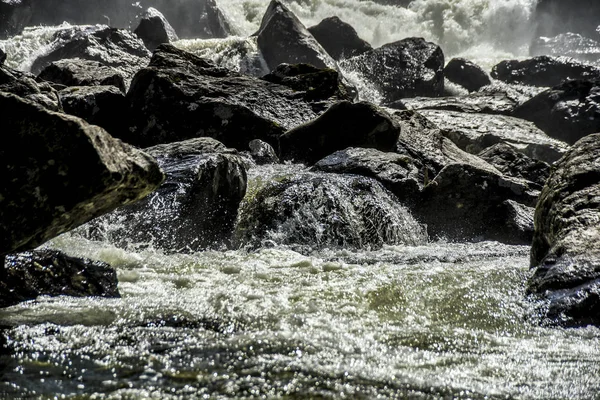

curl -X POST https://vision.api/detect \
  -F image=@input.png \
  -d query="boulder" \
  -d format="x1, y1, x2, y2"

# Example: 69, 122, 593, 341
255, 0, 338, 71
528, 133, 600, 327
397, 91, 520, 115
126, 44, 325, 149
1, 65, 61, 111
534, 0, 600, 40
443, 58, 491, 92
233, 172, 427, 250
420, 109, 569, 164
262, 63, 354, 102
248, 139, 279, 165
37, 58, 126, 92
279, 101, 401, 164
0, 92, 164, 256
59, 85, 128, 138
0, 47, 6, 65
307, 16, 372, 60
0, 0, 31, 39
30, 26, 151, 80
478, 143, 551, 188
341, 37, 444, 102
0, 249, 119, 308
491, 56, 600, 87
512, 79, 600, 145
193, 0, 233, 39
81, 138, 247, 252
134, 7, 179, 51
530, 33, 600, 64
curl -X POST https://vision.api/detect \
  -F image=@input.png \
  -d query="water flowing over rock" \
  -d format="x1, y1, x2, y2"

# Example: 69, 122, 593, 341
234, 172, 427, 250
491, 56, 600, 87
0, 249, 119, 308
420, 109, 569, 164
255, 0, 337, 72
37, 58, 126, 92
280, 101, 401, 164
341, 37, 444, 103
0, 92, 164, 256
443, 58, 490, 93
134, 7, 179, 51
529, 133, 600, 327
125, 44, 323, 149
81, 138, 247, 252
1, 64, 61, 111
530, 33, 600, 64
513, 79, 600, 145
308, 16, 372, 61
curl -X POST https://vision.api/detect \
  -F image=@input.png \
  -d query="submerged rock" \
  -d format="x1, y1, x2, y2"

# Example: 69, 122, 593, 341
82, 138, 247, 252
513, 79, 600, 145
126, 44, 323, 149
0, 92, 164, 256
134, 7, 179, 51
491, 56, 600, 87
478, 143, 551, 188
308, 16, 372, 60
341, 37, 444, 102
443, 58, 491, 92
0, 249, 119, 308
528, 133, 600, 327
280, 101, 401, 164
37, 58, 126, 92
234, 173, 427, 250
0, 65, 61, 111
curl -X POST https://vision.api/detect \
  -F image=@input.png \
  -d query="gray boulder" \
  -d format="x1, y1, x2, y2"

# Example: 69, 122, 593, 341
528, 133, 600, 327
443, 58, 491, 92
37, 58, 126, 92
248, 139, 279, 165
0, 92, 164, 256
1, 65, 61, 111
0, 0, 31, 39
134, 7, 179, 51
0, 47, 6, 66
478, 143, 551, 188
308, 16, 372, 61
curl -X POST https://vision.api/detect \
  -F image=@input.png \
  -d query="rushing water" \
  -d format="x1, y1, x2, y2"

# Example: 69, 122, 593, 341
2, 0, 600, 399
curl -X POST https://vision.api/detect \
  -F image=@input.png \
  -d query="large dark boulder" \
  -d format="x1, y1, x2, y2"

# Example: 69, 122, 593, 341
491, 56, 600, 87
530, 33, 600, 64
279, 101, 401, 164
528, 133, 600, 327
512, 79, 600, 145
341, 37, 444, 102
126, 44, 326, 149
443, 58, 490, 92
0, 92, 164, 256
59, 85, 128, 138
1, 65, 61, 111
134, 7, 179, 51
30, 26, 151, 79
308, 16, 372, 61
0, 47, 6, 66
256, 0, 337, 72
0, 249, 119, 308
37, 58, 126, 92
420, 109, 569, 164
81, 138, 247, 252
233, 172, 427, 250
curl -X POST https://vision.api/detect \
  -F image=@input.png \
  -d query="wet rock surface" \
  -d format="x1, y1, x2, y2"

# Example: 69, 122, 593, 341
134, 7, 179, 51
528, 133, 600, 327
308, 16, 372, 61
443, 58, 490, 92
0, 92, 164, 256
1, 65, 61, 111
530, 33, 600, 64
478, 143, 551, 188
37, 58, 126, 92
0, 249, 120, 308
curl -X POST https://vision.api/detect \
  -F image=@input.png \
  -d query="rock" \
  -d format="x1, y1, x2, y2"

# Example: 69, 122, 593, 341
255, 0, 338, 71
397, 91, 519, 115
126, 44, 324, 149
0, 249, 119, 308
491, 56, 600, 87
0, 47, 6, 65
248, 139, 279, 165
530, 33, 600, 64
0, 92, 164, 256
59, 85, 128, 138
420, 109, 569, 164
415, 163, 538, 244
534, 0, 600, 40
81, 138, 247, 252
134, 7, 179, 51
1, 65, 61, 111
30, 26, 151, 81
341, 37, 444, 102
279, 101, 401, 164
37, 58, 126, 92
307, 16, 372, 61
0, 0, 31, 39
443, 58, 491, 92
478, 143, 551, 188
233, 172, 427, 250
193, 0, 234, 39
311, 147, 421, 203
512, 79, 600, 145
262, 63, 354, 101
528, 133, 600, 327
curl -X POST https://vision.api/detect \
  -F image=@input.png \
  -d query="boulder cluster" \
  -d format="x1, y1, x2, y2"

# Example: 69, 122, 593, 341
0, 0, 599, 327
